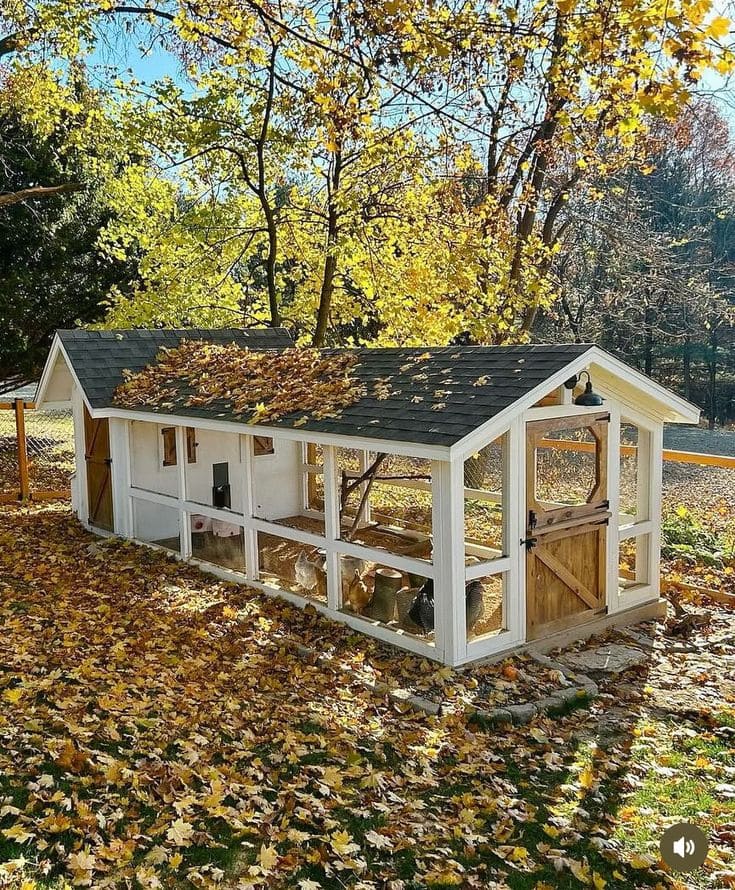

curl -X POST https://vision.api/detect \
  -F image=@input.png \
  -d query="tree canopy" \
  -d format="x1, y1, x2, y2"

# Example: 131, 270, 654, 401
2, 0, 732, 351
0, 79, 138, 383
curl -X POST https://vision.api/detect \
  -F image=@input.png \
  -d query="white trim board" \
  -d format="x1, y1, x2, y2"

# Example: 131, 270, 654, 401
98, 407, 450, 461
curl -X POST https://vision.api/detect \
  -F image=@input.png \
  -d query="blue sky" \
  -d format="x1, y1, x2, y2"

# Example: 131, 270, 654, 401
86, 20, 733, 126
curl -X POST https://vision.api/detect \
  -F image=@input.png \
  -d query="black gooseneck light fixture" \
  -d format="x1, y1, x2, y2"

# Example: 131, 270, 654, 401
573, 370, 604, 406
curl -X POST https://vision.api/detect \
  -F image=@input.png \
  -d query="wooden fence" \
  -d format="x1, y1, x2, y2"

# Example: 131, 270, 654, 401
538, 437, 735, 470
0, 398, 72, 504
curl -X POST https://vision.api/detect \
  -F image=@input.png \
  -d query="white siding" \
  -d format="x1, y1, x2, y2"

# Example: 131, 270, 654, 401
252, 437, 302, 521
129, 421, 178, 497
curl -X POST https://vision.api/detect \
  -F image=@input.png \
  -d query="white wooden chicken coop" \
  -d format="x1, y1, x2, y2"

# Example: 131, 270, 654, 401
36, 329, 699, 666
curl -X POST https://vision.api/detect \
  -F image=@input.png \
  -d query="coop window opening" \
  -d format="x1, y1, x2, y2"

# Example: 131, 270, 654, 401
464, 571, 508, 644
336, 447, 434, 564
131, 497, 181, 554
256, 530, 328, 604
189, 514, 246, 573
161, 427, 177, 467
337, 553, 436, 646
300, 442, 325, 513
619, 533, 651, 593
253, 435, 275, 456
619, 418, 651, 529
463, 433, 507, 563
533, 423, 602, 508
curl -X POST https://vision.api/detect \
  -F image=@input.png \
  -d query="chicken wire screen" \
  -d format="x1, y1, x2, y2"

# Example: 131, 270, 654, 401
0, 405, 74, 496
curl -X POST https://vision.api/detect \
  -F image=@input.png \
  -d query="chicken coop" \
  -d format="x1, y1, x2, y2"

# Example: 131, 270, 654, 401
36, 328, 699, 666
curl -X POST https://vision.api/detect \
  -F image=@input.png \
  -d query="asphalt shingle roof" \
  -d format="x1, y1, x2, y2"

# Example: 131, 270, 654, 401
58, 328, 293, 408
58, 330, 592, 448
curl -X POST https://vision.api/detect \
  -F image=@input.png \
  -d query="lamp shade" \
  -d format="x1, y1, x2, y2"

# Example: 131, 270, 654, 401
574, 372, 604, 406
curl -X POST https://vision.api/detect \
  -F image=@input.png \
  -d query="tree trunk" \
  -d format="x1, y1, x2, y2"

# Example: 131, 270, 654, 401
258, 44, 280, 328
643, 305, 654, 377
708, 327, 718, 430
682, 336, 692, 401
262, 201, 280, 327
313, 149, 343, 347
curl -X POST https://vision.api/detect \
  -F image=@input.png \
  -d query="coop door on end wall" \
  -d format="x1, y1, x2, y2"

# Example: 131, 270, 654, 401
83, 407, 113, 531
525, 412, 611, 640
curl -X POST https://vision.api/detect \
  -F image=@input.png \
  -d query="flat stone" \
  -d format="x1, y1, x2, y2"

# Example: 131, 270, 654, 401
480, 708, 513, 725
507, 702, 537, 724
534, 695, 563, 713
560, 643, 648, 676
390, 688, 441, 716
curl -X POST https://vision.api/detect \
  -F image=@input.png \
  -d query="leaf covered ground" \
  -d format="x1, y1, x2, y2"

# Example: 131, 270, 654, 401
1, 503, 734, 890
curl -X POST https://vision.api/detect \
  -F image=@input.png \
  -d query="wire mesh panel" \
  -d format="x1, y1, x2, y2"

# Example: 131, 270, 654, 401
25, 408, 74, 493
0, 404, 74, 499
0, 408, 19, 497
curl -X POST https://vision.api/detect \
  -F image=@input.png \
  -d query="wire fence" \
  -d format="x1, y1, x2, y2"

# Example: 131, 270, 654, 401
0, 400, 74, 502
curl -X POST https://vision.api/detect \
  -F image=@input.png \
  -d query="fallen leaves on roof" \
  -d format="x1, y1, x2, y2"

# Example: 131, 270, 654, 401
113, 342, 366, 424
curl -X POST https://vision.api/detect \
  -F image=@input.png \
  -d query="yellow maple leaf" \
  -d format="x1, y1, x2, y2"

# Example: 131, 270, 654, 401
3, 687, 23, 704
330, 829, 359, 857
259, 844, 279, 871
569, 859, 591, 882
321, 766, 343, 789
3, 824, 34, 844
67, 849, 96, 873
166, 818, 193, 846
708, 15, 731, 38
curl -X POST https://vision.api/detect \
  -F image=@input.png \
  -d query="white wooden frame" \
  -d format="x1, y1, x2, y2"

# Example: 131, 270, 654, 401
112, 422, 443, 660
70, 393, 667, 667
612, 403, 663, 611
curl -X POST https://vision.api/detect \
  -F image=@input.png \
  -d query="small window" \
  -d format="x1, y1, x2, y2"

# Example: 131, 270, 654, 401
254, 435, 274, 456
186, 427, 198, 464
161, 427, 177, 467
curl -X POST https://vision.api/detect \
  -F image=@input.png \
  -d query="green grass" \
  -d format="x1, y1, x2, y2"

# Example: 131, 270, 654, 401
607, 716, 735, 888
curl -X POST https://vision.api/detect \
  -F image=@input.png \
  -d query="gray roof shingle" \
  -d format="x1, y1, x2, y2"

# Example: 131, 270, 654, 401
58, 330, 592, 448
58, 328, 293, 408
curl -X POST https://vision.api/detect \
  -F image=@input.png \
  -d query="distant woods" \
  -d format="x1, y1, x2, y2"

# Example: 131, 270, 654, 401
541, 103, 735, 427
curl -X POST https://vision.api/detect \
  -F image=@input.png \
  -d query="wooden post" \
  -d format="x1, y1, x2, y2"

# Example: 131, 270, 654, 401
14, 398, 30, 501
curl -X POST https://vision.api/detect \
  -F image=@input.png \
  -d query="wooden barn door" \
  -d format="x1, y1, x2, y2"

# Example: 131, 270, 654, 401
525, 413, 610, 640
83, 407, 114, 531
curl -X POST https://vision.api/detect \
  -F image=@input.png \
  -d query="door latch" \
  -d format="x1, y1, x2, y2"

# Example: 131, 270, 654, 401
528, 509, 537, 530
520, 536, 537, 551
